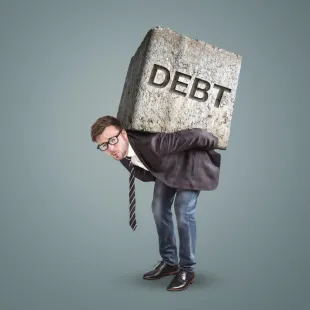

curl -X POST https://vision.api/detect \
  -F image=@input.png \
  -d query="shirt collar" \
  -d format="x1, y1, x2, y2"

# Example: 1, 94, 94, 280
126, 141, 135, 157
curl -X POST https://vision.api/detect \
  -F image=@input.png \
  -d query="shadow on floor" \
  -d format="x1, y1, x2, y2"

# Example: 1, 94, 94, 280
116, 271, 220, 290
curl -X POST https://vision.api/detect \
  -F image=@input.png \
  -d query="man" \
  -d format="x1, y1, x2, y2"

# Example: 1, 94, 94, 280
91, 115, 221, 291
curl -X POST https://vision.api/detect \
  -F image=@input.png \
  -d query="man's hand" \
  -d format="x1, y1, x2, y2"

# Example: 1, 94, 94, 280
214, 146, 226, 150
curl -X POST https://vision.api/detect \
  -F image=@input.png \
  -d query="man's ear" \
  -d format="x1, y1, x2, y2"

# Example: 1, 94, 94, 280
121, 129, 127, 138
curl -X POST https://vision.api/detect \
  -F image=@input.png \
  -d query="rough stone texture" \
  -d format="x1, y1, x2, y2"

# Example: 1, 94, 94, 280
117, 26, 242, 150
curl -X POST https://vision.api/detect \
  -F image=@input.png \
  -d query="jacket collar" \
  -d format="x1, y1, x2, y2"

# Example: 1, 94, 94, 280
125, 130, 152, 170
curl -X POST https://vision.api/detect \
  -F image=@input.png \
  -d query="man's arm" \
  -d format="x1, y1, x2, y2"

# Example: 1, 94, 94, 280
119, 159, 155, 182
150, 128, 219, 157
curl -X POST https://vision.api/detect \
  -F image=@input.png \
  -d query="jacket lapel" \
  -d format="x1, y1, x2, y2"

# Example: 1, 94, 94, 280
127, 133, 152, 170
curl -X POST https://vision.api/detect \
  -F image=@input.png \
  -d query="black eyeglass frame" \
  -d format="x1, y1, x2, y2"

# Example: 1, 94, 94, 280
97, 128, 123, 151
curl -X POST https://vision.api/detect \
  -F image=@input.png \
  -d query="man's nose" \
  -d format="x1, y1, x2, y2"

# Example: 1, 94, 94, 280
107, 144, 115, 152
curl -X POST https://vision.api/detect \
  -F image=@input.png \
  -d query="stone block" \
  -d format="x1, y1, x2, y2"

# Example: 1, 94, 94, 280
117, 26, 242, 150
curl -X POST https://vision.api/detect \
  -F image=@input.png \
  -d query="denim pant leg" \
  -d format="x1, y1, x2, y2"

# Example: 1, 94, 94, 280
174, 189, 200, 272
151, 178, 178, 266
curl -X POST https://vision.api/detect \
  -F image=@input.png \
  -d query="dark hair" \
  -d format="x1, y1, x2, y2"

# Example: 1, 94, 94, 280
90, 115, 122, 142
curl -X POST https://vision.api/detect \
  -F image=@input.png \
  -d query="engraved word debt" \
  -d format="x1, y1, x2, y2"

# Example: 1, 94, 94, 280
147, 64, 231, 108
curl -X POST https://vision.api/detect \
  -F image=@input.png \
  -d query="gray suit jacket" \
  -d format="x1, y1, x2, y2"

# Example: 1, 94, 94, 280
119, 128, 221, 191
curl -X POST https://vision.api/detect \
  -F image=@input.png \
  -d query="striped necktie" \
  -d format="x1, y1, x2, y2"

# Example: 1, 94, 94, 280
129, 159, 137, 230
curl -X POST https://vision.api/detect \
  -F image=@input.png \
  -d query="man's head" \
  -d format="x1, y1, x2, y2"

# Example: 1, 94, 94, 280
91, 115, 129, 161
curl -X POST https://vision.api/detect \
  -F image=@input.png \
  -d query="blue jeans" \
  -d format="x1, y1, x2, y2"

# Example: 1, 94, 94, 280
151, 178, 201, 272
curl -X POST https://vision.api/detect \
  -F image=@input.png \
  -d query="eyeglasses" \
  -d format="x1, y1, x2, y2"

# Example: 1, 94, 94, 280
97, 129, 123, 151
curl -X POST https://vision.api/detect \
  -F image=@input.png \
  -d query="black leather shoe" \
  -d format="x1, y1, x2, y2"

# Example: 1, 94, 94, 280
166, 269, 195, 291
143, 261, 179, 280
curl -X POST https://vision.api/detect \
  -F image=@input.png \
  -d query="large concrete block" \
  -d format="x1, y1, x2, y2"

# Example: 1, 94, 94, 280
117, 26, 242, 150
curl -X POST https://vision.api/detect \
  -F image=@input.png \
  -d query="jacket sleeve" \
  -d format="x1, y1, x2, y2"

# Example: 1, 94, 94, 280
150, 128, 219, 157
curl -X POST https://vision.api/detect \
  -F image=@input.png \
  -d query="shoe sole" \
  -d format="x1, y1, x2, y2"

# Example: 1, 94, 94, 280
167, 277, 195, 291
143, 270, 179, 280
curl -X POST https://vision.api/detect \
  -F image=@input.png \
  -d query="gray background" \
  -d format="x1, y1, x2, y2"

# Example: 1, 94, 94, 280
0, 0, 309, 309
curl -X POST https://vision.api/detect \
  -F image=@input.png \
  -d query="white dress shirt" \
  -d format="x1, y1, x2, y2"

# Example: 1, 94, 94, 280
126, 141, 149, 171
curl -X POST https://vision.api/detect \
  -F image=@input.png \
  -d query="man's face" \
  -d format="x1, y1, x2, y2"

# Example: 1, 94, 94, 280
96, 125, 129, 160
